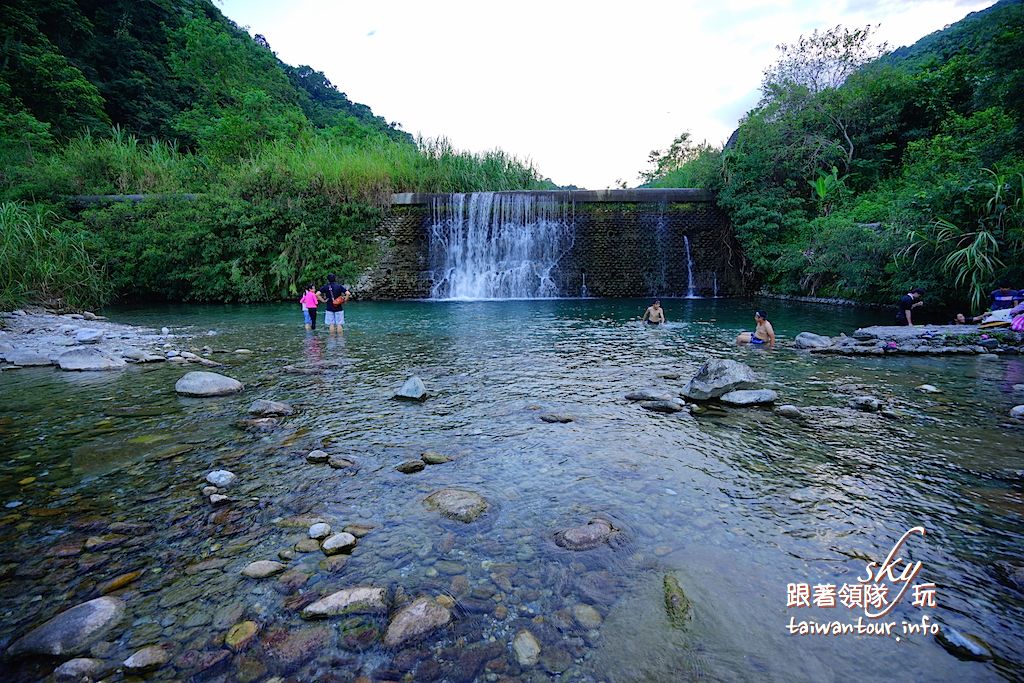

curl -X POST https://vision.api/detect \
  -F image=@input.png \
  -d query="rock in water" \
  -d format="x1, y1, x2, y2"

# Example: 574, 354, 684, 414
916, 384, 942, 394
240, 561, 286, 578
682, 359, 757, 400
321, 533, 357, 555
720, 389, 778, 405
794, 332, 832, 349
306, 450, 329, 464
396, 460, 426, 474
308, 523, 331, 540
849, 396, 882, 412
625, 388, 673, 402
639, 400, 684, 413
774, 404, 805, 419
4, 350, 54, 367
383, 597, 451, 647
540, 413, 574, 423
123, 645, 170, 672
935, 625, 993, 661
248, 399, 294, 416
394, 376, 427, 401
423, 488, 488, 523
174, 371, 243, 397
57, 348, 126, 371
74, 328, 104, 344
206, 470, 237, 488
53, 658, 105, 682
301, 587, 388, 619
1010, 405, 1024, 419
6, 596, 125, 656
664, 574, 691, 628
420, 451, 452, 465
512, 629, 541, 666
225, 621, 259, 652
554, 518, 616, 551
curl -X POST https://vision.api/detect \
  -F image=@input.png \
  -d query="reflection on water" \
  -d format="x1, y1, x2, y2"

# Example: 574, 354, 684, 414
0, 298, 1021, 681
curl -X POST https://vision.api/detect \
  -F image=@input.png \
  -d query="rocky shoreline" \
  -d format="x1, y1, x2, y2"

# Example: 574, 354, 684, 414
0, 308, 225, 371
795, 325, 1024, 356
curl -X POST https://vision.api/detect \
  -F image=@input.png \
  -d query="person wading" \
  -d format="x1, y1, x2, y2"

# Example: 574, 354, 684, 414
318, 274, 350, 334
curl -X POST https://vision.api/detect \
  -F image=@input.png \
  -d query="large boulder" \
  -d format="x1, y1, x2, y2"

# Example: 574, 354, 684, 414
794, 332, 833, 349
682, 359, 757, 400
301, 587, 388, 619
57, 348, 126, 371
394, 376, 427, 401
175, 371, 243, 397
6, 596, 125, 656
4, 350, 54, 366
720, 389, 778, 406
383, 597, 451, 647
423, 488, 488, 523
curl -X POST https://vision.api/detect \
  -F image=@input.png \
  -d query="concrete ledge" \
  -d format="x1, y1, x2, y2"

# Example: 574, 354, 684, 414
390, 188, 714, 205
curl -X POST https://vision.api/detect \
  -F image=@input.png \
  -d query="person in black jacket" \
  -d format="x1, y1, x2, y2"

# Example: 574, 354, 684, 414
318, 274, 350, 334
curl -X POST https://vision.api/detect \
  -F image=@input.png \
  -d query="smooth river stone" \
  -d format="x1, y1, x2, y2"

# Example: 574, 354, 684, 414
175, 371, 243, 397
420, 451, 452, 465
321, 532, 357, 555
308, 522, 331, 539
719, 389, 778, 405
7, 596, 125, 656
57, 348, 126, 371
935, 625, 993, 661
225, 621, 259, 652
573, 604, 603, 629
123, 645, 170, 672
512, 629, 541, 666
423, 488, 488, 523
554, 518, 615, 551
306, 450, 329, 464
383, 597, 451, 647
53, 658, 105, 682
624, 388, 673, 402
1010, 405, 1024, 419
639, 400, 684, 413
301, 586, 388, 619
240, 561, 286, 578
396, 460, 425, 474
248, 399, 294, 416
206, 470, 237, 488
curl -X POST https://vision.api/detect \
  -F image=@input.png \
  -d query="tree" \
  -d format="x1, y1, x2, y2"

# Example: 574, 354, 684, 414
640, 132, 715, 184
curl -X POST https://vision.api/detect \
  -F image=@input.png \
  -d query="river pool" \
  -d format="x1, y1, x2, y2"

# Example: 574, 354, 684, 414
0, 298, 1022, 682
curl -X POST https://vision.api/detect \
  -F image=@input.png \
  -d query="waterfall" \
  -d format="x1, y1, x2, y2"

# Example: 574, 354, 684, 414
580, 272, 589, 298
713, 272, 719, 298
684, 235, 696, 298
427, 192, 575, 299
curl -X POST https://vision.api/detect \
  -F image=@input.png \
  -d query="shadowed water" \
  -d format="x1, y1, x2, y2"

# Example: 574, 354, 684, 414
0, 298, 1022, 681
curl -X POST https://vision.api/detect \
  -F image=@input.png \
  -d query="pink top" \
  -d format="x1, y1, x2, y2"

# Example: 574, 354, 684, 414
299, 291, 318, 308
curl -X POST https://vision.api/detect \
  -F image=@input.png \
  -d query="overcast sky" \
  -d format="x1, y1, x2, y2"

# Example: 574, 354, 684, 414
219, 0, 997, 189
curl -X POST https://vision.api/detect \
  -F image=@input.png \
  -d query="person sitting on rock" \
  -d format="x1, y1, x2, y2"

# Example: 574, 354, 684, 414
642, 300, 666, 325
736, 310, 775, 348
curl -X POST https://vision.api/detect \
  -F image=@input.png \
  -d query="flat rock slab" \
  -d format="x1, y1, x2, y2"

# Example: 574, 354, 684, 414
682, 359, 757, 400
423, 488, 488, 523
540, 413, 574, 423
58, 348, 126, 371
4, 350, 54, 367
794, 332, 832, 349
554, 518, 616, 551
301, 586, 388, 619
175, 371, 243, 397
625, 389, 674, 402
248, 399, 294, 416
74, 329, 104, 343
720, 389, 778, 405
6, 596, 125, 656
383, 597, 451, 647
394, 375, 427, 401
640, 400, 684, 413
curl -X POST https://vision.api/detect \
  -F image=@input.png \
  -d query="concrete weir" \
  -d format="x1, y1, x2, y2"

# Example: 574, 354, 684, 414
359, 188, 747, 299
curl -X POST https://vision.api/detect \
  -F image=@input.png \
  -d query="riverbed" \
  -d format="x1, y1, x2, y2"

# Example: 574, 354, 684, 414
1, 298, 1021, 681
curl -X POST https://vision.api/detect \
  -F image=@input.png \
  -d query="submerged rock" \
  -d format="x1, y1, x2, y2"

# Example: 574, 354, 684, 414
52, 658, 105, 682
321, 532, 357, 555
572, 604, 603, 629
394, 376, 427, 401
935, 625, 993, 661
421, 451, 452, 465
423, 488, 488, 523
554, 518, 616, 551
720, 389, 778, 405
774, 404, 805, 419
174, 371, 243, 397
225, 621, 259, 652
248, 399, 294, 416
682, 359, 757, 400
58, 348, 126, 371
1010, 405, 1024, 419
664, 574, 691, 628
794, 332, 832, 349
308, 523, 331, 540
512, 629, 541, 666
123, 645, 170, 673
306, 449, 329, 464
206, 470, 237, 488
916, 384, 942, 394
639, 400, 684, 413
625, 388, 673, 402
540, 413, 574, 423
6, 596, 125, 656
849, 396, 882, 412
383, 597, 452, 647
396, 460, 426, 474
240, 561, 286, 578
328, 455, 357, 469
301, 587, 388, 619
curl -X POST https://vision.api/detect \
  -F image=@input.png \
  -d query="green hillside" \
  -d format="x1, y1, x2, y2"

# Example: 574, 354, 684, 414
643, 0, 1024, 315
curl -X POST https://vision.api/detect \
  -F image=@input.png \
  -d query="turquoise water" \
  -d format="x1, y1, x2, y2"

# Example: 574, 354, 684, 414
0, 298, 1022, 681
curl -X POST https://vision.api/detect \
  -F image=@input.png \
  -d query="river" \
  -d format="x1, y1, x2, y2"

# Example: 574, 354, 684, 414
0, 298, 1021, 681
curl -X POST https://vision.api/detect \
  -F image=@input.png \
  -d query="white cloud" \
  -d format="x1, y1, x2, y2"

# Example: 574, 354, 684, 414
220, 0, 997, 188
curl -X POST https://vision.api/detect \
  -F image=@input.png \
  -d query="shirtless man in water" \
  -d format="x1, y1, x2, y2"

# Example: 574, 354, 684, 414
642, 300, 666, 325
736, 310, 775, 348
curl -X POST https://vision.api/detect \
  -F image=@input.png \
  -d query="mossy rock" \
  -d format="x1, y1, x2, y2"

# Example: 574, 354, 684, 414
664, 574, 691, 629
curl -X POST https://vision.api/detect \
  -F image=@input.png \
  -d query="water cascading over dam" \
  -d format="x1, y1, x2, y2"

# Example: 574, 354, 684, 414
427, 192, 575, 299
363, 189, 746, 299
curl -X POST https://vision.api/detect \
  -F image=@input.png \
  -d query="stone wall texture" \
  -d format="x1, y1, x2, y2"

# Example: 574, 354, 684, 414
358, 193, 748, 299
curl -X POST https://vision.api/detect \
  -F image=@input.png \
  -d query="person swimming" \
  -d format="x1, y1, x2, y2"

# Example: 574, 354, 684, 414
642, 300, 666, 325
736, 310, 775, 348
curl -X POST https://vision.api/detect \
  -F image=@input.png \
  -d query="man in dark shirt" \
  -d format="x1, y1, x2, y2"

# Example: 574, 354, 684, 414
990, 282, 1019, 311
896, 288, 924, 326
318, 274, 349, 334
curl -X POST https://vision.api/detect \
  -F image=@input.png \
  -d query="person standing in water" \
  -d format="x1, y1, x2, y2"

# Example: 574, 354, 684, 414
896, 288, 924, 326
736, 310, 775, 348
642, 300, 666, 325
318, 274, 349, 334
299, 284, 318, 331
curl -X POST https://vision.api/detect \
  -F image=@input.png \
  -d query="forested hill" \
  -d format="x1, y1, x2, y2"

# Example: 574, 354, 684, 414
0, 0, 408, 146
642, 0, 1024, 315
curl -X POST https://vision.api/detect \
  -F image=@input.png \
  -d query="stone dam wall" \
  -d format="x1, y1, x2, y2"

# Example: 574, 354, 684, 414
358, 189, 748, 299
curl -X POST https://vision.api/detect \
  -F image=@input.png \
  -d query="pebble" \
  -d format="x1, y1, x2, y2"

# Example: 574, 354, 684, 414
512, 629, 541, 666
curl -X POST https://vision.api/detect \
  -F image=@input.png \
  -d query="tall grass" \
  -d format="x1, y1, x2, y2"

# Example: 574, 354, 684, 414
0, 202, 106, 310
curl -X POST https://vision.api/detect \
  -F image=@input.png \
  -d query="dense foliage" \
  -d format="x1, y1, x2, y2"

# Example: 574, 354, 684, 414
642, 0, 1024, 316
0, 0, 550, 308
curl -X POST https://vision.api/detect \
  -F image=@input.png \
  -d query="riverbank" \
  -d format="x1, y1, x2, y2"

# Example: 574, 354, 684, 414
0, 308, 221, 371
797, 325, 1024, 356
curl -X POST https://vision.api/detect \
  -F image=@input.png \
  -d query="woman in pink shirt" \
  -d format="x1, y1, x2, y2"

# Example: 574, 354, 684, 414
299, 284, 319, 331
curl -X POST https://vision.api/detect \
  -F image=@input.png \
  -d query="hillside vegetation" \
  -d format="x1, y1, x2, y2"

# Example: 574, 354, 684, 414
643, 0, 1024, 315
0, 0, 550, 309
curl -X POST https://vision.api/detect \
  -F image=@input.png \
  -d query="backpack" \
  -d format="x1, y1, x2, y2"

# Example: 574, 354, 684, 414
328, 284, 347, 307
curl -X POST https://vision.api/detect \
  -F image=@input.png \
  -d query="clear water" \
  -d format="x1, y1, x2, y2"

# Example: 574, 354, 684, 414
1, 298, 1022, 682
